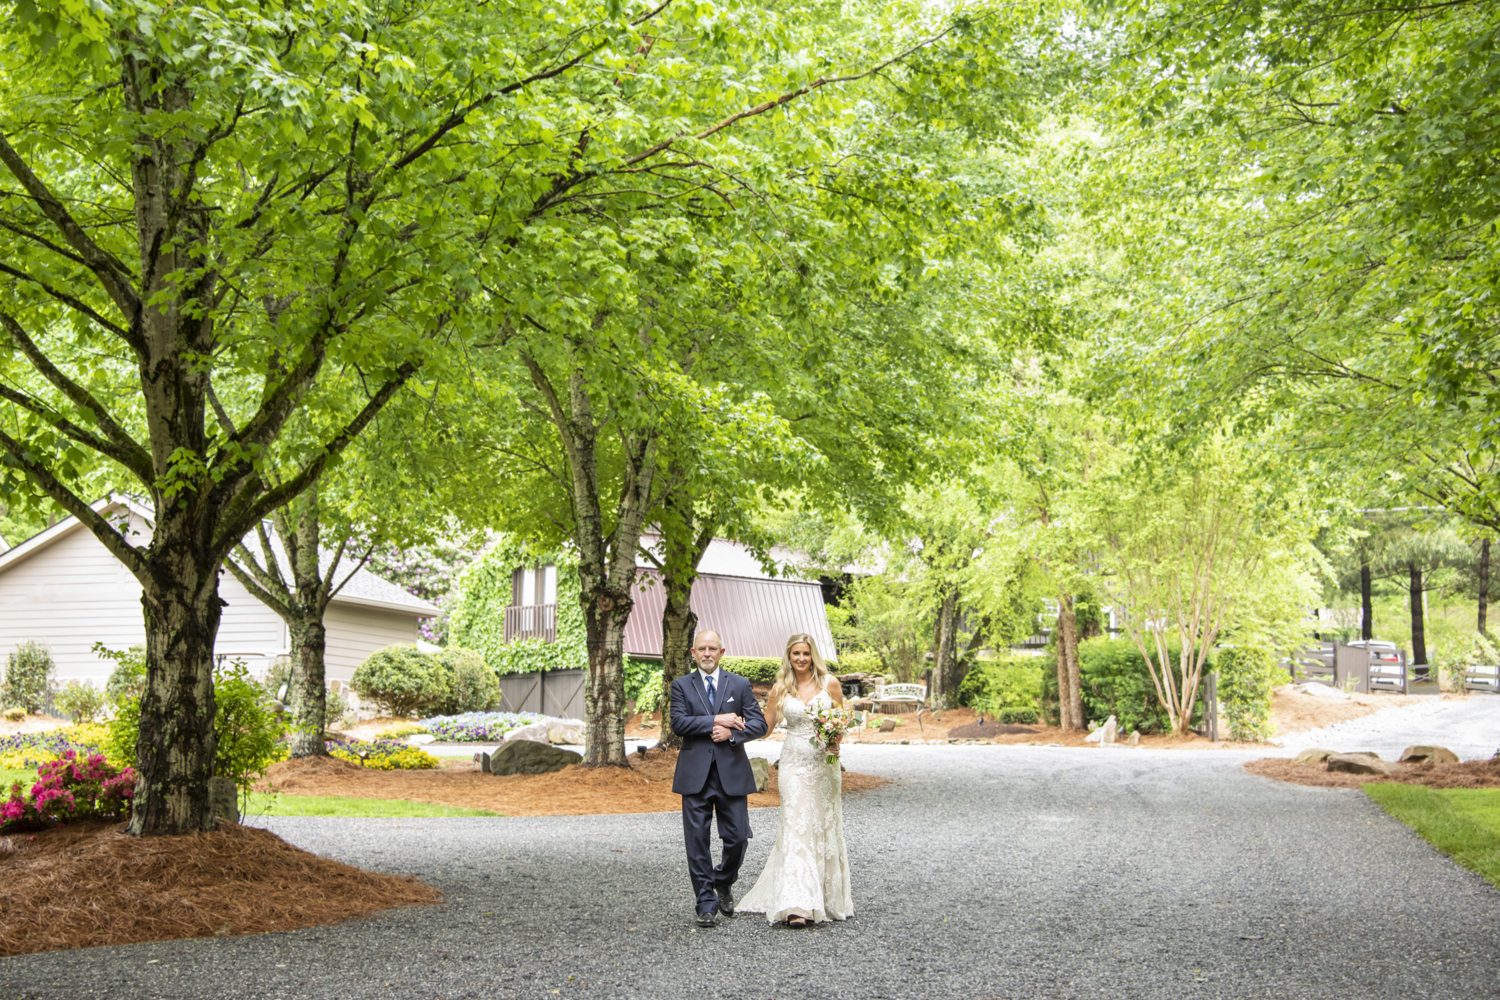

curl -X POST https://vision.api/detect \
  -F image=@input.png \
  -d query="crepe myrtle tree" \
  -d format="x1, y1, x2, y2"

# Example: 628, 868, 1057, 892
0, 0, 667, 833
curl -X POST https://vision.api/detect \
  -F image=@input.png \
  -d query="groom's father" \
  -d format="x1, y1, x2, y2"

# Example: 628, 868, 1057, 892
670, 629, 768, 927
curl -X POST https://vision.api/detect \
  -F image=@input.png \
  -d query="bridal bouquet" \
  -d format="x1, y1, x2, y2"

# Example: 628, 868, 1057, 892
807, 702, 856, 765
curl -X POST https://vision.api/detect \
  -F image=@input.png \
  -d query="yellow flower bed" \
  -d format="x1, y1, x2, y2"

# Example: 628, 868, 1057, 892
329, 743, 439, 770
373, 721, 431, 740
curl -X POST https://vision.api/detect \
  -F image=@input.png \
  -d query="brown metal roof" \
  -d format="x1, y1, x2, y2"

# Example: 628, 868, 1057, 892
623, 571, 838, 663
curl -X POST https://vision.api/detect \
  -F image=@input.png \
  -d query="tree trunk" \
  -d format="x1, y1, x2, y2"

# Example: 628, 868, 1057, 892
129, 549, 222, 836
287, 620, 330, 757
1479, 539, 1490, 635
1361, 562, 1374, 640
580, 579, 633, 767
1056, 593, 1085, 731
1409, 564, 1427, 666
657, 587, 698, 750
930, 586, 963, 710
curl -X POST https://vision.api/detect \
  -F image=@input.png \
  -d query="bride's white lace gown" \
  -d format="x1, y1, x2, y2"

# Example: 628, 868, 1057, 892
738, 690, 853, 924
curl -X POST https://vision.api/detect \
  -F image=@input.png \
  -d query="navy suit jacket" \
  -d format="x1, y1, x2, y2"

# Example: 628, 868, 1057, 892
670, 669, 768, 796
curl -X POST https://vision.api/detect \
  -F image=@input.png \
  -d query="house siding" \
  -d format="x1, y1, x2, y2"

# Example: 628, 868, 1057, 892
323, 602, 421, 684
0, 513, 422, 689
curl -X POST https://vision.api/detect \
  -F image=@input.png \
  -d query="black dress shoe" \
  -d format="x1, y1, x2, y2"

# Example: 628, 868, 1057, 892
696, 910, 718, 928
715, 885, 735, 917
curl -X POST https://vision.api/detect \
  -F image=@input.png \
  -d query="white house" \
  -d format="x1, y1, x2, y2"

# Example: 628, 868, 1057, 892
0, 497, 439, 688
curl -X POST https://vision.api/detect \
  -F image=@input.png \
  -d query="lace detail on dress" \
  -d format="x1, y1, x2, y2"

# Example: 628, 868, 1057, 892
738, 690, 853, 924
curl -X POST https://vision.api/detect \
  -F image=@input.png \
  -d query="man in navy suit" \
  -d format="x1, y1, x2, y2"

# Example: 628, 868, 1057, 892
670, 629, 768, 927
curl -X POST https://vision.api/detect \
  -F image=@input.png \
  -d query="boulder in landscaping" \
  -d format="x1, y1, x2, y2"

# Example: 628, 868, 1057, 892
548, 726, 584, 746
488, 739, 582, 776
1293, 748, 1337, 766
504, 722, 551, 744
1398, 745, 1459, 764
750, 757, 769, 793
1085, 715, 1118, 745
1326, 752, 1399, 776
878, 718, 897, 733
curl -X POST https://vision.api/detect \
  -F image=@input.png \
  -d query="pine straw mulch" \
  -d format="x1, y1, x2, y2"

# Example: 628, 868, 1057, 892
0, 819, 440, 957
258, 746, 887, 816
1244, 755, 1500, 791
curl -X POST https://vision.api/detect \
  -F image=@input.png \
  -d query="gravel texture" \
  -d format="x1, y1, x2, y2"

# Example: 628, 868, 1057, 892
1273, 696, 1500, 761
4, 744, 1499, 999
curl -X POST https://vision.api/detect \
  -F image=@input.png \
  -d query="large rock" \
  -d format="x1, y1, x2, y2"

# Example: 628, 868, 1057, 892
548, 726, 584, 746
1326, 752, 1399, 776
750, 757, 769, 793
879, 718, 897, 733
1399, 745, 1459, 764
1085, 715, 1118, 745
489, 739, 582, 776
1294, 748, 1338, 766
504, 722, 551, 744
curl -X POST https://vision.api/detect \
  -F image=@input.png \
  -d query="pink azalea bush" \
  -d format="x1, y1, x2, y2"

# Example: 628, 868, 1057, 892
0, 750, 136, 832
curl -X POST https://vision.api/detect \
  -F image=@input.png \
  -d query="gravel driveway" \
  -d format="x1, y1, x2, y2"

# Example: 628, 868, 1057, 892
3, 745, 1498, 1000
1273, 696, 1500, 761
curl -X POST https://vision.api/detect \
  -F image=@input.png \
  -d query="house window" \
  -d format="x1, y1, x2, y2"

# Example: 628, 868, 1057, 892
511, 563, 557, 606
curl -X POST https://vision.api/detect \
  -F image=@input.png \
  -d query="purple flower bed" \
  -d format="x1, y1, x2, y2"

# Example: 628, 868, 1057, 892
417, 712, 551, 742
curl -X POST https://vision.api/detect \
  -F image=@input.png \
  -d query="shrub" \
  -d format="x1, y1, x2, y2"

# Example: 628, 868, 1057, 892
54, 681, 106, 724
1216, 646, 1282, 741
1076, 638, 1209, 734
94, 642, 147, 705
721, 656, 781, 685
1, 750, 136, 832
350, 645, 450, 717
433, 647, 498, 715
105, 660, 284, 793
4, 641, 53, 713
328, 739, 439, 769
837, 650, 882, 674
998, 707, 1040, 725
958, 657, 1043, 717
418, 711, 548, 741
2, 707, 23, 722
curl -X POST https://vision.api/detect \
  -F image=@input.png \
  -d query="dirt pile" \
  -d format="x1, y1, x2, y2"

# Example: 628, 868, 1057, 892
1245, 755, 1500, 790
0, 820, 439, 956
258, 746, 887, 816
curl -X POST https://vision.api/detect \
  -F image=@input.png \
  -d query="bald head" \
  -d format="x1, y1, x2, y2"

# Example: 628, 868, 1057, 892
693, 630, 725, 673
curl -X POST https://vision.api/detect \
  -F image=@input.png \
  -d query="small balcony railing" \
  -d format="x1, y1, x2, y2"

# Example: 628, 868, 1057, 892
504, 603, 557, 643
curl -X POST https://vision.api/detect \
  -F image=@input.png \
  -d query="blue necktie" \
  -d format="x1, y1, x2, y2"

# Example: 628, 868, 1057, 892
705, 675, 716, 708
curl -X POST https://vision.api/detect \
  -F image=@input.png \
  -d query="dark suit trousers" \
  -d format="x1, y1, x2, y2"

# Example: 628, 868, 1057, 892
681, 759, 751, 913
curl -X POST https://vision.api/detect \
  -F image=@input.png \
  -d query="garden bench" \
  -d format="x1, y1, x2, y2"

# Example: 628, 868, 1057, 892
872, 683, 927, 713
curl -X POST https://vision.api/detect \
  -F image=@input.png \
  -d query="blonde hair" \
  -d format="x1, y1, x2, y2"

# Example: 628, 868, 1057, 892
770, 634, 832, 724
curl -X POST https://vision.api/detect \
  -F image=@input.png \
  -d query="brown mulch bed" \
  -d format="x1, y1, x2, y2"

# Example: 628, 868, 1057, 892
0, 819, 439, 957
946, 719, 1038, 739
1245, 756, 1500, 790
258, 746, 887, 817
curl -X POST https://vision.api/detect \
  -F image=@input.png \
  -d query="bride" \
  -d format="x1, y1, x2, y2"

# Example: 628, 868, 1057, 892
738, 633, 853, 928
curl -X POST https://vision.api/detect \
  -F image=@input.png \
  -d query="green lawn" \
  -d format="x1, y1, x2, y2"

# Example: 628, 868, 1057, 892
0, 768, 33, 789
1365, 785, 1500, 889
242, 793, 500, 818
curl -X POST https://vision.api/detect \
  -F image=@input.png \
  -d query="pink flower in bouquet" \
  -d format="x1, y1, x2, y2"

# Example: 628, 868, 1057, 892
806, 701, 856, 765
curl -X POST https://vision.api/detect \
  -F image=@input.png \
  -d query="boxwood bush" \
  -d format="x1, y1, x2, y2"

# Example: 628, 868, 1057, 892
1217, 645, 1281, 741
351, 645, 498, 718
720, 656, 781, 685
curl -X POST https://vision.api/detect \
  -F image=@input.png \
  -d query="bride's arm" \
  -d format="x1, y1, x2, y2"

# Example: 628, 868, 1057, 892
763, 689, 781, 730
825, 676, 844, 706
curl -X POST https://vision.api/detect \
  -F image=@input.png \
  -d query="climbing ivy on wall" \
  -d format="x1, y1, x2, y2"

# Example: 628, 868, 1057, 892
448, 540, 588, 675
